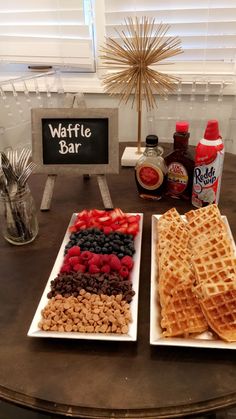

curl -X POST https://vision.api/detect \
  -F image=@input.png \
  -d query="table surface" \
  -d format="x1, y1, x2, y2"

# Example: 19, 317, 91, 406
0, 143, 236, 418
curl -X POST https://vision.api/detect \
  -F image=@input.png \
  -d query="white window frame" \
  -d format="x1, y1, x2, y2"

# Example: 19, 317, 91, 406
0, 0, 236, 95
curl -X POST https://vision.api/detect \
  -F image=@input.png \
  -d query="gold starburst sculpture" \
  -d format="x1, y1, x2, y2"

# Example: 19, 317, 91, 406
100, 16, 183, 152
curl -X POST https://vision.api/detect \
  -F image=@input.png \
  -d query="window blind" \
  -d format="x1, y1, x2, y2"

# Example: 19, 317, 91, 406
104, 0, 236, 75
0, 0, 95, 71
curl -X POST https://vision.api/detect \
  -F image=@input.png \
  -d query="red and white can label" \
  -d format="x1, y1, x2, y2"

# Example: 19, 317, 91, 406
167, 162, 188, 195
136, 163, 163, 190
192, 150, 224, 207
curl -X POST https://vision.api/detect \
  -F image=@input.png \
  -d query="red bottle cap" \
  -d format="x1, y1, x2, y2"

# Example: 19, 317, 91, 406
176, 121, 189, 133
204, 120, 220, 140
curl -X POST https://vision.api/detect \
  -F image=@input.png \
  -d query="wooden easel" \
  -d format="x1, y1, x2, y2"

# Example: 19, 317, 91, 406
40, 173, 113, 211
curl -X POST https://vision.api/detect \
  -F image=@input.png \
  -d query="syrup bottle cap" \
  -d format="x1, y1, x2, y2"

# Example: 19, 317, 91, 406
204, 120, 220, 140
176, 121, 189, 133
146, 134, 158, 146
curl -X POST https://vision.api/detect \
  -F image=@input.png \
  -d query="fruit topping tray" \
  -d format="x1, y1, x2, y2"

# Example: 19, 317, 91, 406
28, 209, 143, 341
150, 207, 236, 349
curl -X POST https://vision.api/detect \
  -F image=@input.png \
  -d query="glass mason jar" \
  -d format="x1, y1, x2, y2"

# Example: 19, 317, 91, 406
0, 186, 38, 245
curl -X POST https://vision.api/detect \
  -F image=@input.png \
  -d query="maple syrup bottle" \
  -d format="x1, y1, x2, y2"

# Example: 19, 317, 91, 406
135, 135, 167, 200
165, 121, 194, 200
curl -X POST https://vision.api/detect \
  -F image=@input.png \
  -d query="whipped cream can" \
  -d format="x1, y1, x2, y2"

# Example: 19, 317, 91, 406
192, 120, 224, 208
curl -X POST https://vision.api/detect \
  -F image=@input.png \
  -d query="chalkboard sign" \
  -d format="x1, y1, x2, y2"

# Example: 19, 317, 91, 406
31, 108, 119, 175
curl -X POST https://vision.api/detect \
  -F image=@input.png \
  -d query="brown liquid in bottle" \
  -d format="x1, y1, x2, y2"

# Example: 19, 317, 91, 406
165, 122, 194, 200
135, 135, 167, 200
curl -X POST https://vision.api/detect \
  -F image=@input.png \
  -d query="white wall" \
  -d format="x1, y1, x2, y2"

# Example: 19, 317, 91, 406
0, 91, 236, 153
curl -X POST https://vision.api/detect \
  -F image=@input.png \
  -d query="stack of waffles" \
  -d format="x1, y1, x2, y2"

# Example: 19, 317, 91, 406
186, 204, 236, 342
157, 205, 236, 342
157, 208, 208, 338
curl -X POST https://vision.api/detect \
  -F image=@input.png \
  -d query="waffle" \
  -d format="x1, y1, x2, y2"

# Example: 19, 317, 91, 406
192, 256, 236, 283
188, 216, 226, 247
195, 277, 236, 299
185, 204, 221, 223
159, 268, 195, 303
157, 221, 190, 258
160, 282, 208, 337
193, 233, 234, 256
199, 289, 236, 342
158, 207, 185, 226
159, 244, 191, 268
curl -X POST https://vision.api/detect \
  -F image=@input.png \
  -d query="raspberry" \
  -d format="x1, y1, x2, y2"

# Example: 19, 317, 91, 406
67, 246, 81, 256
109, 255, 121, 271
119, 265, 129, 278
68, 256, 80, 266
101, 264, 111, 274
88, 254, 102, 267
80, 250, 93, 262
60, 263, 71, 273
73, 263, 86, 273
121, 255, 134, 270
89, 264, 100, 274
101, 254, 110, 264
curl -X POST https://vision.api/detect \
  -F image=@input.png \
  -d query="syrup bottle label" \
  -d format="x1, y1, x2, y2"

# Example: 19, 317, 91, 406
167, 162, 188, 195
136, 163, 164, 190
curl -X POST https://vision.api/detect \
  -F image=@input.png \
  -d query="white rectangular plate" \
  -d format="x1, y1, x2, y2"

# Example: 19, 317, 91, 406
150, 214, 236, 349
28, 213, 143, 341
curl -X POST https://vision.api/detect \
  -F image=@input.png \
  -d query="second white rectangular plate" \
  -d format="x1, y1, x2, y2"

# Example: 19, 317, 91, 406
150, 214, 236, 349
28, 213, 143, 341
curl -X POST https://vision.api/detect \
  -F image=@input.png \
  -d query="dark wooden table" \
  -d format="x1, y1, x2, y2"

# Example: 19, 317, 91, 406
0, 144, 236, 418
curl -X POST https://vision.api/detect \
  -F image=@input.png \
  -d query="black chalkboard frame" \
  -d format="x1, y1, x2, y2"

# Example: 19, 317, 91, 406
31, 108, 119, 175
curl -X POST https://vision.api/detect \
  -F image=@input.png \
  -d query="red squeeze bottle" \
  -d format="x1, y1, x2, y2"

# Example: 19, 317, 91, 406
165, 121, 194, 200
192, 120, 225, 208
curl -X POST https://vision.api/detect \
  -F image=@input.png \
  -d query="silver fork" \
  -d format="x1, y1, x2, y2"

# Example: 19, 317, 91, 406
0, 152, 18, 195
18, 162, 37, 188
16, 148, 31, 176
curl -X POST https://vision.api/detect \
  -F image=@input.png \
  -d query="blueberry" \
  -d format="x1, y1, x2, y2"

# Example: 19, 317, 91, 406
126, 249, 133, 256
118, 253, 124, 258
93, 228, 100, 234
95, 246, 101, 253
112, 244, 119, 251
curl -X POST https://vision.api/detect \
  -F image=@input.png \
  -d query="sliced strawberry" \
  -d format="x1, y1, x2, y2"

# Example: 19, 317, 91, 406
103, 226, 113, 235
127, 215, 139, 224
126, 222, 139, 236
69, 225, 77, 233
115, 227, 127, 234
74, 220, 87, 229
78, 209, 90, 220
109, 208, 124, 221
92, 209, 106, 217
